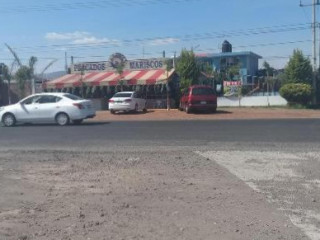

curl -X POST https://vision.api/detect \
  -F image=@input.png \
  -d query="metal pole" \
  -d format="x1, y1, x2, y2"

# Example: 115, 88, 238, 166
166, 71, 170, 111
313, 0, 317, 71
301, 0, 319, 104
32, 78, 35, 94
65, 52, 68, 74
312, 0, 317, 104
8, 81, 11, 104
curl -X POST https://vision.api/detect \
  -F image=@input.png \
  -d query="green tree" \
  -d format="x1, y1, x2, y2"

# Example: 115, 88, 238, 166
199, 62, 214, 85
179, 78, 192, 93
15, 66, 31, 98
226, 64, 240, 81
1, 63, 16, 104
263, 61, 275, 77
284, 49, 312, 85
262, 61, 278, 94
176, 49, 200, 92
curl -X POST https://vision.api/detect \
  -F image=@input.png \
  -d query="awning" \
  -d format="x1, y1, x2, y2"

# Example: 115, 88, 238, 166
44, 69, 175, 89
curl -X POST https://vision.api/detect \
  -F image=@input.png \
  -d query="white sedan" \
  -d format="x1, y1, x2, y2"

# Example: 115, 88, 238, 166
108, 91, 147, 114
0, 93, 96, 127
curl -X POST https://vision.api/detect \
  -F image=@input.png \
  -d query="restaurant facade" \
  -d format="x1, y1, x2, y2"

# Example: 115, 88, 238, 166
44, 53, 178, 110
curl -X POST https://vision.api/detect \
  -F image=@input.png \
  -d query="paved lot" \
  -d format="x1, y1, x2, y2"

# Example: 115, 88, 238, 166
89, 108, 320, 121
0, 148, 309, 240
91, 108, 320, 122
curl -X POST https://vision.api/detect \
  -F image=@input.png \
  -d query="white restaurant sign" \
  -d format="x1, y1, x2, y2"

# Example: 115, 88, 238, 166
71, 53, 166, 73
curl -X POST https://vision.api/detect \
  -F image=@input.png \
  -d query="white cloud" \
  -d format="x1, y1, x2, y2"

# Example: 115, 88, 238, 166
54, 47, 68, 51
45, 31, 91, 41
45, 31, 121, 47
72, 37, 121, 46
148, 38, 180, 46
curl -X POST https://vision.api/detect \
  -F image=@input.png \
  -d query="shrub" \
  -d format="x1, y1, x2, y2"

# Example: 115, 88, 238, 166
240, 86, 251, 96
279, 83, 312, 105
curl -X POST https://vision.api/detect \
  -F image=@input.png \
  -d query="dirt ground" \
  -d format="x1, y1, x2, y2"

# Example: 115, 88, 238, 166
91, 108, 320, 122
0, 149, 307, 240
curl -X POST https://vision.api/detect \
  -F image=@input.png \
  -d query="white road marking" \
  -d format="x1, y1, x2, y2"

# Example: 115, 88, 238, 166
196, 151, 320, 240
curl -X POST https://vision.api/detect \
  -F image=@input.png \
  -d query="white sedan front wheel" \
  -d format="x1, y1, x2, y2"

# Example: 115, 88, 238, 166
56, 113, 70, 126
2, 113, 16, 127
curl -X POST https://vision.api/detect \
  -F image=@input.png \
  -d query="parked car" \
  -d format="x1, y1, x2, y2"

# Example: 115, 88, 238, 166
0, 93, 96, 127
108, 91, 147, 114
179, 85, 217, 113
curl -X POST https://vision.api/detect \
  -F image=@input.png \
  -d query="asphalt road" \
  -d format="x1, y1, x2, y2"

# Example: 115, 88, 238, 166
0, 119, 320, 148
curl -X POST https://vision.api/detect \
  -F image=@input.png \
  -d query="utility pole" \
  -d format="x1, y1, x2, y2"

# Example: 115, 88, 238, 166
65, 52, 68, 74
300, 0, 320, 104
313, 0, 317, 70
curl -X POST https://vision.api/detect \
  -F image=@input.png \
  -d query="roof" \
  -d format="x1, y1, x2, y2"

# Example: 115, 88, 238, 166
44, 69, 175, 89
196, 51, 262, 59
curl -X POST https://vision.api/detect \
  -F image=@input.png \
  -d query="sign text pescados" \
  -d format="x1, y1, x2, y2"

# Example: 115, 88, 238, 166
73, 62, 106, 72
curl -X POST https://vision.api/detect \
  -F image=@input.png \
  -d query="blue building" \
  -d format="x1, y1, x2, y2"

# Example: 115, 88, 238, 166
197, 41, 262, 85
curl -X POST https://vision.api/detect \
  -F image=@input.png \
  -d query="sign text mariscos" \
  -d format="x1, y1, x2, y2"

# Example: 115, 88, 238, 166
129, 60, 164, 70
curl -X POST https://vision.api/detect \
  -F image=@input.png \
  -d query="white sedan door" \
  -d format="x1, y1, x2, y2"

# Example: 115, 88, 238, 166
35, 95, 62, 122
15, 95, 41, 121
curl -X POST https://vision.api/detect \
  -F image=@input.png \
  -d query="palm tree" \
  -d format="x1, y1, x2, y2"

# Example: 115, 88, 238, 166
5, 43, 56, 97
116, 63, 125, 91
5, 43, 36, 96
39, 59, 58, 88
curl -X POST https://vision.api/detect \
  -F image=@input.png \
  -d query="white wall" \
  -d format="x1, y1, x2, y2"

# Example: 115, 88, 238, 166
218, 96, 287, 107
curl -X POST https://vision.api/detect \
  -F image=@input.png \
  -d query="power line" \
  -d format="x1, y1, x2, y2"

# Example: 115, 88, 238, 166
0, 38, 311, 62
5, 23, 311, 55
0, 0, 202, 14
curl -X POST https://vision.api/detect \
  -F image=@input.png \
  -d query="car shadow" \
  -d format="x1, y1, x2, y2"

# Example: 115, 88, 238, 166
111, 110, 154, 115
14, 122, 110, 127
215, 110, 232, 114
187, 110, 232, 115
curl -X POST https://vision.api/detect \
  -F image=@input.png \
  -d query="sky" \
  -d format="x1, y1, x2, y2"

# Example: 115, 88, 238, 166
0, 0, 317, 74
